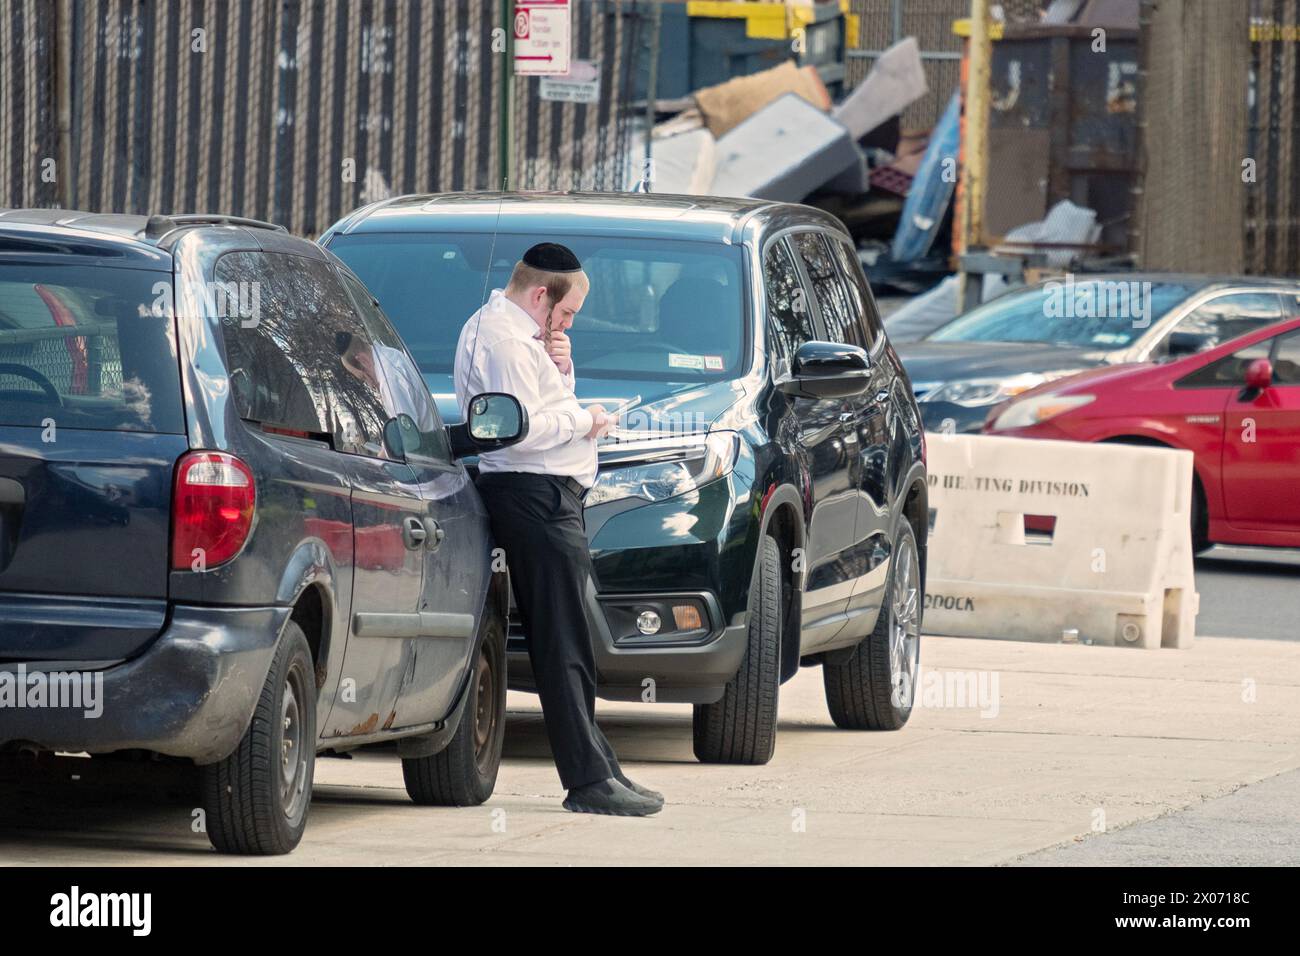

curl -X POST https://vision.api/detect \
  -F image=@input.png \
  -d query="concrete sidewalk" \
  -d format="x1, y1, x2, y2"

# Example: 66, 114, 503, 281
1, 635, 1297, 865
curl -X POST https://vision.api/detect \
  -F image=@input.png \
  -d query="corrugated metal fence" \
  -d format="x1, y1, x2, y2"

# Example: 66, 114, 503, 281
2, 0, 647, 236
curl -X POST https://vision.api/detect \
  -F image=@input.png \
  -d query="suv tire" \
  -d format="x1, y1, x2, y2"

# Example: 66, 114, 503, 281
403, 615, 507, 806
201, 622, 316, 855
824, 521, 921, 731
693, 534, 781, 764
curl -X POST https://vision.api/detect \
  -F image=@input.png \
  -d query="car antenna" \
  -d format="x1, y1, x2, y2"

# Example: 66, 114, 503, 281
465, 180, 507, 408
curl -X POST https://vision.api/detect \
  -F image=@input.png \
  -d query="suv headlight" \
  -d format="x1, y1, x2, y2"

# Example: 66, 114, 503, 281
989, 393, 1095, 431
919, 371, 1078, 407
587, 432, 739, 507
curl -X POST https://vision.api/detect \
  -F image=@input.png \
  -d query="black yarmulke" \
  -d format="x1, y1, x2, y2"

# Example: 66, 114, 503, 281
522, 242, 582, 273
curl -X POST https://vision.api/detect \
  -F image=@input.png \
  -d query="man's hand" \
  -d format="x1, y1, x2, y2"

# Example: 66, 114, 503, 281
584, 403, 615, 440
543, 329, 573, 376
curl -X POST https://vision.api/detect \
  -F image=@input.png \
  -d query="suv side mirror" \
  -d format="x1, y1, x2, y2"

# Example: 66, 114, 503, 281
1242, 357, 1273, 399
447, 392, 529, 458
779, 341, 871, 399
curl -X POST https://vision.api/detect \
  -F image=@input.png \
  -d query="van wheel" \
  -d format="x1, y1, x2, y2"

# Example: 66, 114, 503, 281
693, 534, 781, 764
201, 622, 316, 855
824, 521, 921, 731
403, 616, 506, 806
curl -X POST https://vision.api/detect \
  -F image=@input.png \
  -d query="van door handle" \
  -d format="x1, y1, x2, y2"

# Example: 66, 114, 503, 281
402, 516, 427, 550
0, 478, 23, 506
422, 517, 445, 551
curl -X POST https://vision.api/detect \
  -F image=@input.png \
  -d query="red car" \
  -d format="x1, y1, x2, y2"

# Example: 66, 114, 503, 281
985, 317, 1300, 552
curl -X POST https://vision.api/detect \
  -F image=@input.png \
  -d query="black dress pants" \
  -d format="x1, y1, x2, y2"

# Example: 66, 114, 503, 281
475, 471, 622, 790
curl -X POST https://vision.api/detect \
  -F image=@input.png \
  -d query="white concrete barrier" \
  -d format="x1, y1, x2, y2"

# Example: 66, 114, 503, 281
924, 434, 1198, 649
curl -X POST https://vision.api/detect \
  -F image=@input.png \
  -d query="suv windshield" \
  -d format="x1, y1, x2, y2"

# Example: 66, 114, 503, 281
927, 280, 1198, 349
330, 233, 746, 382
0, 263, 183, 432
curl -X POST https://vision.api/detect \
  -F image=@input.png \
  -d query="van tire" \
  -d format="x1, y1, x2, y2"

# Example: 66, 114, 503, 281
403, 615, 507, 806
201, 623, 316, 855
692, 534, 781, 764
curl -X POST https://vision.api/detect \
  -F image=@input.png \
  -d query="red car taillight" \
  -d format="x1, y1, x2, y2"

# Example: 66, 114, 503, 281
171, 452, 256, 571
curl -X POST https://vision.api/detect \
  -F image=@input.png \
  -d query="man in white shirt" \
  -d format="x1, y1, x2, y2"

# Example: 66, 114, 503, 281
454, 242, 663, 816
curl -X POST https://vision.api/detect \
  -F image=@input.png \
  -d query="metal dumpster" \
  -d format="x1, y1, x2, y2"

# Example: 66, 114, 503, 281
982, 23, 1139, 250
637, 0, 852, 101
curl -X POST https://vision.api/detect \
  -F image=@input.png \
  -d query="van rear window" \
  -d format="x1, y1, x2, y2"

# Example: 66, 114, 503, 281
0, 264, 184, 433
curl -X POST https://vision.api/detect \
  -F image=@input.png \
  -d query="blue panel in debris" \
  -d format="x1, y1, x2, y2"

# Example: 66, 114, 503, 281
891, 90, 962, 264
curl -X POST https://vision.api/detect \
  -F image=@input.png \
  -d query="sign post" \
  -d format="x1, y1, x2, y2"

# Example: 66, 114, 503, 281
500, 0, 513, 188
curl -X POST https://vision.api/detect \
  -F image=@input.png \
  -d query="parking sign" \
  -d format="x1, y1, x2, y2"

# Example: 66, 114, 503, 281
514, 0, 570, 76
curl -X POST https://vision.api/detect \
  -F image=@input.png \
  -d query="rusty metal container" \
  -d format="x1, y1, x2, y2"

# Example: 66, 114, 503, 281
984, 23, 1139, 250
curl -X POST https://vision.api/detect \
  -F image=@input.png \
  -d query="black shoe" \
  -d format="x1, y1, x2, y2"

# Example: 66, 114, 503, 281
616, 773, 663, 803
563, 778, 663, 816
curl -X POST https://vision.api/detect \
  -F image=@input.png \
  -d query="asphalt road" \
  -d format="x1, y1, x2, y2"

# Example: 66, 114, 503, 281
1020, 766, 1300, 865
1195, 546, 1300, 642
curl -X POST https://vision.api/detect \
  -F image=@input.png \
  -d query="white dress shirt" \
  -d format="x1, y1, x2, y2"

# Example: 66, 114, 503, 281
453, 288, 597, 487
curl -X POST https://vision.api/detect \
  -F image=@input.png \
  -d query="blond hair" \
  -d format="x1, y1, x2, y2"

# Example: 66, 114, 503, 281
506, 261, 588, 305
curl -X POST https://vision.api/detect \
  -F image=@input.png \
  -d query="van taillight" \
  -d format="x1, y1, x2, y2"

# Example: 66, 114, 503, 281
171, 452, 256, 571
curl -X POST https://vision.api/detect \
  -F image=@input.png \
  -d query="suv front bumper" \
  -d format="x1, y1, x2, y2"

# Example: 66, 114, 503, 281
505, 473, 757, 704
507, 581, 750, 704
0, 604, 291, 764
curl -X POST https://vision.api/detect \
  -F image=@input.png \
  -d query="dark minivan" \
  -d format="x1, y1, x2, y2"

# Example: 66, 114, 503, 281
324, 192, 929, 765
0, 210, 525, 854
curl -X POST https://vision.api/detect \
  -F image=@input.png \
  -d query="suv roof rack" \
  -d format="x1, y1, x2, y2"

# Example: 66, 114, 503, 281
143, 214, 287, 240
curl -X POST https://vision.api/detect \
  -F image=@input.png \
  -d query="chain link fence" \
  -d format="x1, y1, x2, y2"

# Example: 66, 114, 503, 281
847, 0, 1052, 130
2, 0, 647, 235
0, 0, 60, 210
512, 0, 647, 191
64, 0, 511, 234
0, 329, 123, 397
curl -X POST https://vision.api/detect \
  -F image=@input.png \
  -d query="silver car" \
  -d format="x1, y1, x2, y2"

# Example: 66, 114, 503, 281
896, 274, 1300, 432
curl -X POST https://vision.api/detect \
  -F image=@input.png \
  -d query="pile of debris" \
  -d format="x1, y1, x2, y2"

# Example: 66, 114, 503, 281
647, 39, 957, 291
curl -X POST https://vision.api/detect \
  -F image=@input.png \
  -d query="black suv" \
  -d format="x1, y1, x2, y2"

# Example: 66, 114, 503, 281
324, 192, 929, 765
0, 210, 526, 853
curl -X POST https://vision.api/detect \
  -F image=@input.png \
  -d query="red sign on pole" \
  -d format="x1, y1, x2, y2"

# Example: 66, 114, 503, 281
514, 0, 571, 76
